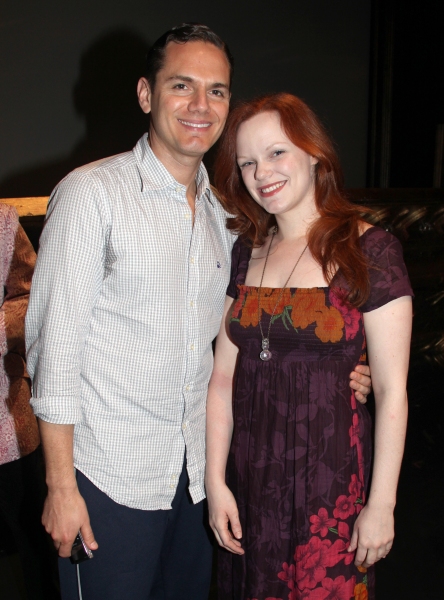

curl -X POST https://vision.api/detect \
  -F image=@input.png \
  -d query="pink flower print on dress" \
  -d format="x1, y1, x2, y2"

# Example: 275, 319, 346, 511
348, 414, 361, 447
329, 289, 361, 341
278, 562, 296, 592
297, 587, 330, 599
333, 495, 356, 520
325, 538, 354, 567
309, 507, 337, 537
348, 474, 362, 498
319, 575, 356, 600
295, 537, 332, 589
295, 537, 347, 591
337, 521, 350, 541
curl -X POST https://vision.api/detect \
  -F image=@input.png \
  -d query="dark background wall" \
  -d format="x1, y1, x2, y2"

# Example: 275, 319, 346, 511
0, 0, 371, 196
367, 0, 444, 188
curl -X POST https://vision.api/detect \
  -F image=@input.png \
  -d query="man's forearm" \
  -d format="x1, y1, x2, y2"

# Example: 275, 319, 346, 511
38, 420, 77, 491
38, 419, 98, 556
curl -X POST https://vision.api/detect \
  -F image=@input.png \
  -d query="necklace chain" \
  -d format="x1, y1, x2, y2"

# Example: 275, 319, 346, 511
257, 226, 308, 361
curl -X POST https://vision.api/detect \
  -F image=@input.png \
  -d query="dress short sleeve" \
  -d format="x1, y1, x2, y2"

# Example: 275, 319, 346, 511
226, 238, 251, 298
360, 227, 413, 312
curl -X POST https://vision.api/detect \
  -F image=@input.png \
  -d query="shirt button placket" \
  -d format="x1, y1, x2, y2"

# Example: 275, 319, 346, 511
184, 210, 199, 446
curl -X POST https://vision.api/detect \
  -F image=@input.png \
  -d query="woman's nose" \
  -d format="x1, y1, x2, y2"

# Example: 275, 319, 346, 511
255, 161, 272, 181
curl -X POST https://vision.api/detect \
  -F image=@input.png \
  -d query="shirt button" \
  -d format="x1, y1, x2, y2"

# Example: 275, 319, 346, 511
190, 343, 194, 351
190, 257, 195, 264
185, 213, 190, 220
182, 423, 187, 430
171, 474, 177, 480
175, 186, 181, 193
185, 385, 190, 391
169, 483, 175, 489
190, 300, 194, 307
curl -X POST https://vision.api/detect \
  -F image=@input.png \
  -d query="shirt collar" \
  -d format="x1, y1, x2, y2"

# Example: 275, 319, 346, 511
133, 134, 211, 200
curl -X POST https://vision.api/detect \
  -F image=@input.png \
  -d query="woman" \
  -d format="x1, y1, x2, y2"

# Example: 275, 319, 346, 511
0, 203, 59, 599
205, 94, 412, 600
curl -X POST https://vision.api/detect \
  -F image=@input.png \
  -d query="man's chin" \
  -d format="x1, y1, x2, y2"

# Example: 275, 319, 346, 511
179, 140, 216, 158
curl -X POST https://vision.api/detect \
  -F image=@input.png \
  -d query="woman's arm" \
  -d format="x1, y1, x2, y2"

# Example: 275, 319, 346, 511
348, 295, 412, 567
3, 219, 36, 356
205, 295, 244, 555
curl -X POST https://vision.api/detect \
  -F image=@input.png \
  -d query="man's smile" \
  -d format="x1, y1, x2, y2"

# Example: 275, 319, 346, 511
178, 119, 212, 128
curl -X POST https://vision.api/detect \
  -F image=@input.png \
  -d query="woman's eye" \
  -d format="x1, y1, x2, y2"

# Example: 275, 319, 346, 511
239, 161, 254, 169
273, 150, 285, 157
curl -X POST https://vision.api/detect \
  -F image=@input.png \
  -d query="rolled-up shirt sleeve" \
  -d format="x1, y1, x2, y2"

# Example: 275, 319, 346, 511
26, 170, 110, 423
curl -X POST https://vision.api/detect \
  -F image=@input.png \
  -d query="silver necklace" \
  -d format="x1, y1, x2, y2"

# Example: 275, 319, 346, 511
257, 227, 308, 361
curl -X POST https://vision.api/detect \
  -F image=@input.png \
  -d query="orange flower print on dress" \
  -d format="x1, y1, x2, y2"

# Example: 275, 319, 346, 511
259, 288, 292, 316
354, 582, 368, 600
314, 306, 344, 343
232, 286, 247, 320
238, 287, 260, 328
290, 289, 326, 329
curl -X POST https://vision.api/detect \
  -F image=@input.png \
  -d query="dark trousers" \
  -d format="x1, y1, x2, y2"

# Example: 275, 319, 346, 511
59, 461, 213, 600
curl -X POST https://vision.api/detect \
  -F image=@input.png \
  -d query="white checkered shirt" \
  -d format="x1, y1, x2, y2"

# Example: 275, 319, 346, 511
26, 135, 235, 510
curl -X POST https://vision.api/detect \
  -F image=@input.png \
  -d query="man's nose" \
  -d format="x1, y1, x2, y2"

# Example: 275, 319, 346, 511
188, 88, 210, 112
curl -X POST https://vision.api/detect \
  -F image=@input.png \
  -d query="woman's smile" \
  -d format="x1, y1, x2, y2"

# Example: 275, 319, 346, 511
258, 180, 287, 197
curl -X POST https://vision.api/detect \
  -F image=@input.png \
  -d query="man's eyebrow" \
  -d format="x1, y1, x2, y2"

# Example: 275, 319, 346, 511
165, 75, 229, 89
166, 75, 194, 83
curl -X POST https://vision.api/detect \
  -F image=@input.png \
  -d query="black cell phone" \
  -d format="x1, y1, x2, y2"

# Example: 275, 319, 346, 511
70, 530, 94, 564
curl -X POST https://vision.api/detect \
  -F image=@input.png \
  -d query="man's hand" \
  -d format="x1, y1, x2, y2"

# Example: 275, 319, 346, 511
43, 486, 98, 558
349, 364, 372, 404
37, 421, 98, 557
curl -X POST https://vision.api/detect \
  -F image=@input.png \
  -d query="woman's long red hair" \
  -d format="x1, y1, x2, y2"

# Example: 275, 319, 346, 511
214, 93, 371, 307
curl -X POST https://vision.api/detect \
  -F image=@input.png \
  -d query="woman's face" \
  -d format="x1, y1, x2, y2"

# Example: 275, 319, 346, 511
236, 111, 317, 219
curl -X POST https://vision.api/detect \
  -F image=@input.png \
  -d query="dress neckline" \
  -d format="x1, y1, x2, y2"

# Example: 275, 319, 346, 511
240, 226, 377, 291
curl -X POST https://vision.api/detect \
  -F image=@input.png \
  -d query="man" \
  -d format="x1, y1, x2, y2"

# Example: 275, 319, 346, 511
26, 24, 371, 600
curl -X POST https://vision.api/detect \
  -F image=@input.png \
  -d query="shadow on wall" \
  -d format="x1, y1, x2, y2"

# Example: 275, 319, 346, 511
0, 29, 150, 198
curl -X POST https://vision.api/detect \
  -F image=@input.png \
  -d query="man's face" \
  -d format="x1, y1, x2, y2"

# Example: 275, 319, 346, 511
138, 41, 231, 165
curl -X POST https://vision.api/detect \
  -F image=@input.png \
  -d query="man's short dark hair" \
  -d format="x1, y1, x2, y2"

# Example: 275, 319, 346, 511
145, 23, 234, 91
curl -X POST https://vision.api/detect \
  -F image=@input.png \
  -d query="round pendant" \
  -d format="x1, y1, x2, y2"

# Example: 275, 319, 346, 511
260, 349, 272, 361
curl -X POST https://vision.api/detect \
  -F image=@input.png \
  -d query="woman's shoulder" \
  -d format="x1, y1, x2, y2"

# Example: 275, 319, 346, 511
231, 236, 252, 262
358, 224, 403, 259
359, 225, 413, 311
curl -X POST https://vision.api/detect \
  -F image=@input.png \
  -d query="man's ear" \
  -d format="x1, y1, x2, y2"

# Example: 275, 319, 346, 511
137, 77, 152, 114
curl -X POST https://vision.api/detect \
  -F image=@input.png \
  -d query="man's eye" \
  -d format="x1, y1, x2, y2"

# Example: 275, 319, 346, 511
210, 89, 225, 97
174, 83, 188, 90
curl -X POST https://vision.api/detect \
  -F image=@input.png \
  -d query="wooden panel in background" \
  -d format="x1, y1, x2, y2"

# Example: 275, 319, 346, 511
0, 197, 49, 217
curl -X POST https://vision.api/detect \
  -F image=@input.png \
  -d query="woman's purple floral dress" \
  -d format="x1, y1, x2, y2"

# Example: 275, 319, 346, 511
218, 227, 413, 600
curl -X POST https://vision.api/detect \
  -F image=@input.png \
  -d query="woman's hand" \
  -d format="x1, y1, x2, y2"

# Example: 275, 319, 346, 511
207, 480, 244, 555
348, 503, 394, 567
